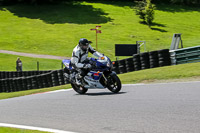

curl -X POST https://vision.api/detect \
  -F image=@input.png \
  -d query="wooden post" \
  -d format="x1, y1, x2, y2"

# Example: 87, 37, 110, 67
37, 61, 39, 71
61, 62, 63, 69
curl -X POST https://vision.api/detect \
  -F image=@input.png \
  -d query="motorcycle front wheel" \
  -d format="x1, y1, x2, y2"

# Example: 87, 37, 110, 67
71, 83, 88, 94
107, 74, 121, 93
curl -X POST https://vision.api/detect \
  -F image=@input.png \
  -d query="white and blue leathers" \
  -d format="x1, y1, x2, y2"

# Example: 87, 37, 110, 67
71, 44, 102, 68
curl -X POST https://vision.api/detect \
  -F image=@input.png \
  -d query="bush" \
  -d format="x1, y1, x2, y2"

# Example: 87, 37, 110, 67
135, 0, 155, 27
135, 0, 146, 20
145, 0, 155, 26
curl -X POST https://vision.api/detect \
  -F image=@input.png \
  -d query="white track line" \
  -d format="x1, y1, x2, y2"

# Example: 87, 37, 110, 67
46, 81, 200, 94
0, 123, 78, 133
46, 89, 73, 94
122, 83, 145, 86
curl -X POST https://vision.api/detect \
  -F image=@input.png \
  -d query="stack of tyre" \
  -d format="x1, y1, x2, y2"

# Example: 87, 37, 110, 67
118, 59, 127, 74
125, 58, 134, 72
51, 69, 68, 86
133, 54, 141, 71
113, 58, 135, 74
149, 51, 159, 68
140, 52, 150, 69
158, 49, 171, 67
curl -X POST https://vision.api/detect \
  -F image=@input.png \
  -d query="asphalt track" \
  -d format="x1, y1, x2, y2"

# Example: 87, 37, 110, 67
0, 82, 200, 133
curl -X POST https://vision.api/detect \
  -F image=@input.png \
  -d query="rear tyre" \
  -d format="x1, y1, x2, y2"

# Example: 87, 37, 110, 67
71, 83, 88, 94
107, 74, 121, 93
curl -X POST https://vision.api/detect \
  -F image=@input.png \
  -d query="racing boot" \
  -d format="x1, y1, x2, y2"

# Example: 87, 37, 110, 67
75, 73, 82, 85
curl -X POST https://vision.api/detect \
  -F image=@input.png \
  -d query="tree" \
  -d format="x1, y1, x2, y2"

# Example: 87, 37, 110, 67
145, 0, 155, 27
135, 0, 146, 21
135, 0, 155, 27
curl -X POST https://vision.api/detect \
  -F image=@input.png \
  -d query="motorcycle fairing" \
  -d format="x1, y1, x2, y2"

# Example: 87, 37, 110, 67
83, 71, 104, 88
62, 59, 73, 70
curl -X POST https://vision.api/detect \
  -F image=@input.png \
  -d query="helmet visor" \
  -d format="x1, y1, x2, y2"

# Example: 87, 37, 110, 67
80, 43, 89, 51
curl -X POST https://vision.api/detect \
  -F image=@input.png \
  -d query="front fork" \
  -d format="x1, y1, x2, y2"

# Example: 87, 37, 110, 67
101, 71, 116, 87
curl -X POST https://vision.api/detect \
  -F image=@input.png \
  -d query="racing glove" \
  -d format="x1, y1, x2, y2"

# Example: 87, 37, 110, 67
83, 64, 92, 69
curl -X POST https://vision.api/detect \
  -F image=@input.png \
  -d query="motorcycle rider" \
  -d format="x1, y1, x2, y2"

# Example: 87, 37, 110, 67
71, 38, 103, 85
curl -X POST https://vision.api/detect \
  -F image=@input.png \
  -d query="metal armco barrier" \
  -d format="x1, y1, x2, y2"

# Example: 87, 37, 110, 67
170, 46, 200, 65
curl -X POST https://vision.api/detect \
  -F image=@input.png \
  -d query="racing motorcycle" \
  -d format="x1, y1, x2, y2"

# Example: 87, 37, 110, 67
62, 55, 121, 94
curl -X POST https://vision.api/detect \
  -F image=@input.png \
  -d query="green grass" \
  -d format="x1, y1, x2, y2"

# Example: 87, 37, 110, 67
0, 84, 71, 100
0, 127, 49, 133
0, 53, 62, 71
0, 2, 200, 60
119, 62, 200, 84
0, 1, 200, 100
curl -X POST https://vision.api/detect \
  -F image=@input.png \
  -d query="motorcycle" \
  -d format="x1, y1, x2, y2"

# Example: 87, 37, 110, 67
62, 55, 121, 94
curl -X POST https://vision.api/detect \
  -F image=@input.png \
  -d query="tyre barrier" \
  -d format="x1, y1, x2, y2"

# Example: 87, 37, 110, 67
0, 70, 69, 93
112, 49, 171, 74
0, 70, 51, 80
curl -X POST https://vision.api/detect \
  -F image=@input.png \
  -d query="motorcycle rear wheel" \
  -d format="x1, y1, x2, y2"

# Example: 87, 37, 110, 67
107, 74, 121, 93
71, 83, 88, 94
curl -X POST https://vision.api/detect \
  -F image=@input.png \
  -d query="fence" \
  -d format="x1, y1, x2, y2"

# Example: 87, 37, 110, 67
170, 45, 200, 65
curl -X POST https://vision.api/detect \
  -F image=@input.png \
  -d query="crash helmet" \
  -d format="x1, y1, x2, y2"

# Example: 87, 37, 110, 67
79, 38, 89, 51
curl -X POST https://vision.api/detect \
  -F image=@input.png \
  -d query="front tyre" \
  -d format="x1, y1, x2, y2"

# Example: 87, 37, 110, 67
71, 83, 88, 94
107, 74, 121, 93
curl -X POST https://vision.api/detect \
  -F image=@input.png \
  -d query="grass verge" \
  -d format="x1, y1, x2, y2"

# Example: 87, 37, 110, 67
0, 84, 71, 100
0, 127, 49, 133
119, 62, 200, 84
0, 53, 62, 71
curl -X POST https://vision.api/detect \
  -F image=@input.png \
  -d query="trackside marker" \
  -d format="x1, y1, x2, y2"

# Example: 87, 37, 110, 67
0, 123, 78, 133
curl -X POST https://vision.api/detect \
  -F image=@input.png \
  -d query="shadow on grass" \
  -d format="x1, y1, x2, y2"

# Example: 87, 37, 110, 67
151, 28, 167, 32
151, 22, 167, 32
156, 4, 200, 12
140, 21, 167, 32
87, 1, 200, 12
0, 2, 113, 24
151, 22, 166, 27
86, 0, 135, 7
140, 21, 166, 27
